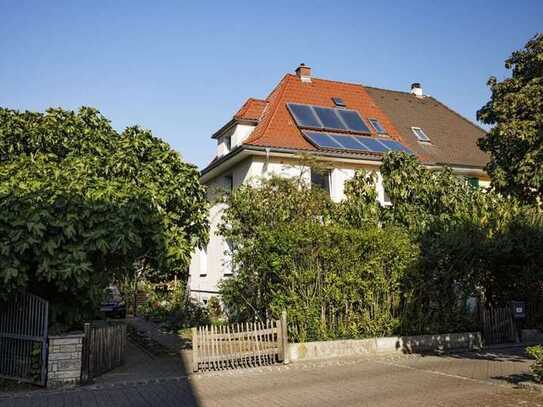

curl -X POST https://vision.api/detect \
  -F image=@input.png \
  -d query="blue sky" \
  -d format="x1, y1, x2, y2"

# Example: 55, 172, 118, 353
1, 1, 541, 168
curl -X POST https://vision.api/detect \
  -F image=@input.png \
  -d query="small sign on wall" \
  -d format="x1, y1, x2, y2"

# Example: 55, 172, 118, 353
511, 301, 526, 319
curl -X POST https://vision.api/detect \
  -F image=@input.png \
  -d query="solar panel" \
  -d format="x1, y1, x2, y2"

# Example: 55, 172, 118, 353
304, 131, 412, 155
304, 131, 342, 149
379, 139, 413, 154
357, 137, 389, 153
313, 107, 346, 131
287, 104, 322, 128
336, 110, 371, 133
331, 135, 367, 150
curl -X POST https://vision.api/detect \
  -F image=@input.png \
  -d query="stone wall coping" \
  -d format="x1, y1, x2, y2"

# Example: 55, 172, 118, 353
49, 333, 85, 339
292, 332, 481, 346
288, 332, 483, 362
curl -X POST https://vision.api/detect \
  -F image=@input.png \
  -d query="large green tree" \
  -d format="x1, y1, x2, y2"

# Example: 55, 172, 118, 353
0, 107, 208, 326
477, 33, 543, 203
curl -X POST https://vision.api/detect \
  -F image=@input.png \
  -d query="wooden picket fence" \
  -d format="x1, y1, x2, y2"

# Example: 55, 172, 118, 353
81, 321, 127, 383
481, 306, 517, 345
192, 311, 288, 372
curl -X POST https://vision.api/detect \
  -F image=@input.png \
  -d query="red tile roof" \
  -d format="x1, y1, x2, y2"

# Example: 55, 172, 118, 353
234, 98, 268, 121
210, 69, 485, 168
243, 74, 413, 156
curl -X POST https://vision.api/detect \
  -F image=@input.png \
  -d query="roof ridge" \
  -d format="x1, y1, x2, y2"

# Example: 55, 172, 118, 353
243, 74, 291, 145
304, 74, 364, 88
426, 96, 488, 134
366, 86, 487, 133
363, 85, 414, 95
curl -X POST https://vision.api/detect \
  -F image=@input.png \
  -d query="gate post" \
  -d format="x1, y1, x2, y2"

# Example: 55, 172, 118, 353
281, 310, 289, 364
81, 323, 91, 384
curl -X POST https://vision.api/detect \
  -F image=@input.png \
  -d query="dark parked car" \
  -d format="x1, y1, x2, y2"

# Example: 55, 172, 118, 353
100, 286, 126, 318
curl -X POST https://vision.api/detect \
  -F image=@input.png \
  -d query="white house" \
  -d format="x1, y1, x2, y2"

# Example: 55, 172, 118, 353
189, 64, 489, 303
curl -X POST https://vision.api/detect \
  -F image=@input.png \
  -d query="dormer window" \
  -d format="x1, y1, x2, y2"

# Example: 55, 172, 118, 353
224, 135, 231, 152
411, 127, 431, 142
368, 118, 387, 135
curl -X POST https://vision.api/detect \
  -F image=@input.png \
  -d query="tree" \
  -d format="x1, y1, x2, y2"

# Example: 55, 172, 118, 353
0, 107, 208, 327
477, 33, 543, 204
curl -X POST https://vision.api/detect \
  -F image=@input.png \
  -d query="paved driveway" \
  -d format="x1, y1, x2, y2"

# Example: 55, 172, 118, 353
1, 347, 542, 406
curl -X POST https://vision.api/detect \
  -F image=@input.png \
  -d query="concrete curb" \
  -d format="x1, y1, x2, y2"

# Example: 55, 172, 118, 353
517, 380, 543, 393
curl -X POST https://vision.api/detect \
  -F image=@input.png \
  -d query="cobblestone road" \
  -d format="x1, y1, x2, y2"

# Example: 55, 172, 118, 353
1, 347, 542, 406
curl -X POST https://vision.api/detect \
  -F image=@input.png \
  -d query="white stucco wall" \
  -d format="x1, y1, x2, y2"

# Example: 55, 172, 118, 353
216, 124, 256, 158
188, 155, 392, 302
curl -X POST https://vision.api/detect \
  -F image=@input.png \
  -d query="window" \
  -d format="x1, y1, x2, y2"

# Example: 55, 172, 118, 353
332, 97, 346, 107
311, 168, 331, 195
466, 177, 480, 188
224, 136, 231, 152
368, 118, 387, 135
411, 127, 431, 142
199, 247, 207, 277
224, 175, 233, 192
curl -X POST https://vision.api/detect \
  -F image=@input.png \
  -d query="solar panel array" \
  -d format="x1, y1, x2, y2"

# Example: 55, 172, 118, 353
303, 131, 412, 155
287, 103, 371, 134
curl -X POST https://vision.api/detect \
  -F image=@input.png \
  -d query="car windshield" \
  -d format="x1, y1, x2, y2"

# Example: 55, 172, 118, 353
104, 287, 121, 303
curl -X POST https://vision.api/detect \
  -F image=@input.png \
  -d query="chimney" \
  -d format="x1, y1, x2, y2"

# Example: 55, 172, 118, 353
410, 82, 423, 97
295, 63, 312, 82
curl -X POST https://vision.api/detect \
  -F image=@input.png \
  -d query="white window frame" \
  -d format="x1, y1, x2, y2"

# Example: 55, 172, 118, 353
199, 247, 208, 277
411, 126, 431, 142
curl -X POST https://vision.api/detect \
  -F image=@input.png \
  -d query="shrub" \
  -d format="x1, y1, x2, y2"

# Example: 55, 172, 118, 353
527, 345, 543, 383
219, 154, 543, 341
218, 174, 419, 341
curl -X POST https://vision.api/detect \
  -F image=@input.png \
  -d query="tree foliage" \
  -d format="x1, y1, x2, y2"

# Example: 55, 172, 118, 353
218, 174, 418, 341
477, 33, 543, 203
0, 107, 208, 326
219, 153, 543, 340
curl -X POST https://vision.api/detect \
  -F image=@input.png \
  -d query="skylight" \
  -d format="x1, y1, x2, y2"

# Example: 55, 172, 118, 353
411, 127, 430, 142
332, 97, 346, 107
368, 118, 387, 135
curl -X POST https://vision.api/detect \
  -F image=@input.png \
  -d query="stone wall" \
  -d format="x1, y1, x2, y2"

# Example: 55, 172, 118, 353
288, 332, 483, 362
47, 334, 84, 388
522, 329, 543, 343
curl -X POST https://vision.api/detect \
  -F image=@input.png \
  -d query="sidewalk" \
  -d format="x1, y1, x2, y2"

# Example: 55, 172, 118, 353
1, 348, 541, 407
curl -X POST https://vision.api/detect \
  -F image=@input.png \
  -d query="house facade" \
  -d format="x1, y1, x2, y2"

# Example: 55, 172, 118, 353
189, 64, 489, 303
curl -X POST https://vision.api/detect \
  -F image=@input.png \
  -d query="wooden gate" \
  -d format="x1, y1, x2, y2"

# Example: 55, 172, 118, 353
192, 311, 288, 372
0, 293, 49, 386
481, 306, 517, 345
81, 321, 127, 383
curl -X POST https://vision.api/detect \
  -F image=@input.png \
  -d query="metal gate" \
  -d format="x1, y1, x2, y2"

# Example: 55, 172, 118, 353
0, 293, 49, 386
481, 306, 516, 345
